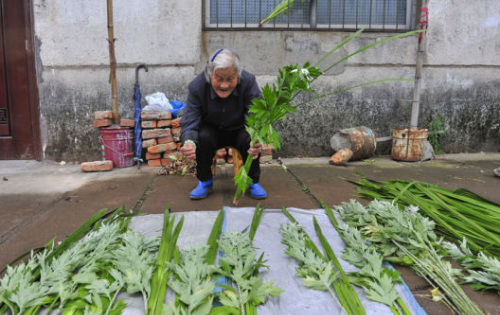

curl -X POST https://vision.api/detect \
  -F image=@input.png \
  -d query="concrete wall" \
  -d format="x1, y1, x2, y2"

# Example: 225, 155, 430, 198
34, 0, 500, 161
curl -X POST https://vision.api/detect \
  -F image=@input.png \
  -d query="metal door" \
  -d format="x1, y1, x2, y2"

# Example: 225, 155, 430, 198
0, 0, 40, 160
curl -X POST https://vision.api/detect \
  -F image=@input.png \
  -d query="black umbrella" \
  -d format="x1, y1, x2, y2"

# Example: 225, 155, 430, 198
133, 64, 148, 169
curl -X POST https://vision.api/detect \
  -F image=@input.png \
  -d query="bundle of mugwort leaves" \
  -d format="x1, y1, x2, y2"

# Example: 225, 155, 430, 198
1, 206, 282, 315
321, 202, 413, 315
336, 199, 486, 315
215, 205, 283, 315
150, 205, 282, 315
232, 28, 423, 204
348, 177, 500, 296
348, 178, 500, 259
280, 207, 366, 315
0, 207, 160, 315
444, 239, 500, 294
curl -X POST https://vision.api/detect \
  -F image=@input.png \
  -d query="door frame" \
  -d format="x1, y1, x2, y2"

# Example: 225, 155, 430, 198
0, 0, 41, 160
25, 0, 42, 160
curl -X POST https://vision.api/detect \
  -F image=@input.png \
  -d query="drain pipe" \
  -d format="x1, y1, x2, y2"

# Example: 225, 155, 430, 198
410, 0, 430, 129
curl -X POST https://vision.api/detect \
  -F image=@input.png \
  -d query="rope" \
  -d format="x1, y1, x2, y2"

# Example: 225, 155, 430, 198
99, 136, 134, 157
419, 7, 429, 42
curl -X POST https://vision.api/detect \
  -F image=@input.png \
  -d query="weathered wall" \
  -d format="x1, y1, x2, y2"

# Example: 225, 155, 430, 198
34, 0, 500, 161
34, 0, 200, 161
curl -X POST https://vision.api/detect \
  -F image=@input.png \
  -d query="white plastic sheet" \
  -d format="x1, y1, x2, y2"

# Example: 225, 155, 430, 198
123, 208, 427, 315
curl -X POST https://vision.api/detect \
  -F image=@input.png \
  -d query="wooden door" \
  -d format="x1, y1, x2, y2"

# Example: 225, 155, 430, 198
0, 0, 41, 160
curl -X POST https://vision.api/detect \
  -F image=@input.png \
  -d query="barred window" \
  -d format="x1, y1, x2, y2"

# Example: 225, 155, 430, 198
204, 0, 418, 31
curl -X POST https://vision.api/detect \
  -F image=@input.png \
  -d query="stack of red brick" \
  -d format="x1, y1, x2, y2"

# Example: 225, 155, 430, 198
140, 110, 182, 167
92, 110, 274, 169
84, 110, 135, 172
92, 111, 135, 128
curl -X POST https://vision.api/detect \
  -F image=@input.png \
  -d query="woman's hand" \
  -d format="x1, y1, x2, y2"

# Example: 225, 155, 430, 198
248, 142, 262, 160
180, 142, 196, 160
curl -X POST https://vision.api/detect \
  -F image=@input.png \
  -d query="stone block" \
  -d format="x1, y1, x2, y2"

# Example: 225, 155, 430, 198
157, 120, 171, 128
93, 111, 113, 120
81, 160, 113, 172
142, 138, 157, 148
147, 159, 162, 167
120, 118, 135, 127
158, 135, 174, 144
142, 128, 172, 139
142, 120, 157, 129
147, 142, 177, 154
92, 119, 112, 128
146, 152, 162, 160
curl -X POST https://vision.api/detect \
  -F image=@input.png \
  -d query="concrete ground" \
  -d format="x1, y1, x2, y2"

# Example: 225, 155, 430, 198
1, 153, 500, 315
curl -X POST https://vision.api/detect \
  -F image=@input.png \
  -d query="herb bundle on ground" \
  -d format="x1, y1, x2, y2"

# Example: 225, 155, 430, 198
321, 202, 412, 315
348, 177, 500, 258
336, 199, 485, 315
444, 239, 500, 293
162, 209, 227, 315
163, 245, 221, 315
147, 208, 184, 315
217, 205, 283, 315
280, 207, 366, 315
0, 207, 140, 315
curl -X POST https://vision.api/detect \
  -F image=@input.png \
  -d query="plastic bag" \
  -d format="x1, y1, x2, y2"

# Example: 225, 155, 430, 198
169, 100, 186, 116
143, 92, 173, 112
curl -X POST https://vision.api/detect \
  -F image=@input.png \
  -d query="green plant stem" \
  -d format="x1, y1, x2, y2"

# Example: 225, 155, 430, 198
323, 29, 423, 73
147, 208, 184, 315
293, 79, 413, 108
281, 207, 366, 315
396, 297, 412, 315
104, 285, 124, 315
233, 155, 254, 204
313, 217, 366, 315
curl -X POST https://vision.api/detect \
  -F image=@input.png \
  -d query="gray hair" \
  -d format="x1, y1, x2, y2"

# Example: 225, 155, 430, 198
204, 49, 242, 83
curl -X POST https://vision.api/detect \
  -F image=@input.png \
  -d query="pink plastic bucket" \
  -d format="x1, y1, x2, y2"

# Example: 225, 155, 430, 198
99, 128, 134, 168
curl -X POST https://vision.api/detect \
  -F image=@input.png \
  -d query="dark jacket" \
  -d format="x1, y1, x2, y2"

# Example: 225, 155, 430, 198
180, 70, 261, 145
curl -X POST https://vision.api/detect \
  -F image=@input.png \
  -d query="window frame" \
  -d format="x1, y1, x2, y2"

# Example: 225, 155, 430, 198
203, 0, 420, 32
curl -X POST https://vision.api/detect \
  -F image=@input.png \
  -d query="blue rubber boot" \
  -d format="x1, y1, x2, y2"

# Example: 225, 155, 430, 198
190, 179, 213, 200
249, 183, 267, 199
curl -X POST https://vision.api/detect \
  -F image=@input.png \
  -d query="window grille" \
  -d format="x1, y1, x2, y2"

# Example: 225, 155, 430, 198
204, 0, 418, 31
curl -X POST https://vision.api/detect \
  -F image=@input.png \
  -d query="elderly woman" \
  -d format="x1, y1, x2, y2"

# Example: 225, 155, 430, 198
179, 49, 267, 200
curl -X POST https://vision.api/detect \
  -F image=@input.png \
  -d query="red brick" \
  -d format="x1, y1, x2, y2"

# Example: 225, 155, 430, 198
147, 142, 177, 154
141, 111, 161, 120
120, 118, 135, 127
157, 120, 171, 128
171, 127, 181, 135
161, 158, 171, 166
176, 142, 182, 150
142, 138, 157, 148
142, 120, 157, 129
159, 111, 172, 120
171, 118, 181, 128
146, 152, 161, 160
147, 159, 162, 167
93, 111, 113, 120
142, 128, 172, 139
81, 160, 113, 172
158, 135, 174, 144
93, 119, 112, 128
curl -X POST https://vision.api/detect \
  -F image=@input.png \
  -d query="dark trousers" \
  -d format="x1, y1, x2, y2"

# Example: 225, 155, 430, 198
196, 124, 260, 182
